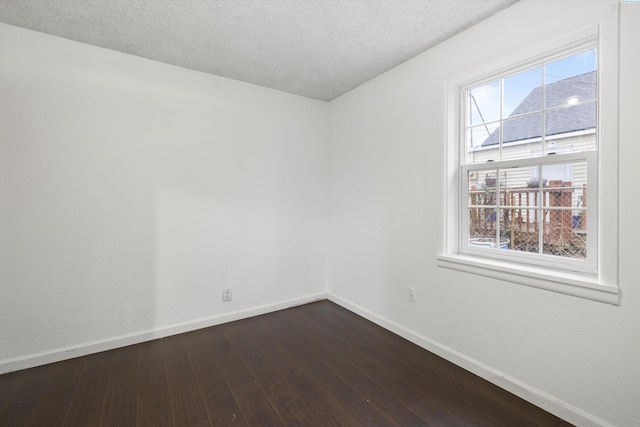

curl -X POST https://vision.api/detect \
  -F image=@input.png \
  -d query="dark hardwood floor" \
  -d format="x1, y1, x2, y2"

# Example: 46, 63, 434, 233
0, 300, 572, 426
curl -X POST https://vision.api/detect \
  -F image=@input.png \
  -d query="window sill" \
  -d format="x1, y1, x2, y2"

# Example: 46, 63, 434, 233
437, 254, 619, 305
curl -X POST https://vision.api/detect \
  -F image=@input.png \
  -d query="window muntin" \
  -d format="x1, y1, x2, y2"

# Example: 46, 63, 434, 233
460, 48, 597, 272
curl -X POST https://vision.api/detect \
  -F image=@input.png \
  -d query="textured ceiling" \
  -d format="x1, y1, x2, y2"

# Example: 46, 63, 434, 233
0, 0, 518, 101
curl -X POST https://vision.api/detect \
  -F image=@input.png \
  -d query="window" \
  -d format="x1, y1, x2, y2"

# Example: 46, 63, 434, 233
438, 10, 620, 305
462, 48, 597, 273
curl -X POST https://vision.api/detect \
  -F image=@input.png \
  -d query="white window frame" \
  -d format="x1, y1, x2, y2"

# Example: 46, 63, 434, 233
438, 6, 620, 305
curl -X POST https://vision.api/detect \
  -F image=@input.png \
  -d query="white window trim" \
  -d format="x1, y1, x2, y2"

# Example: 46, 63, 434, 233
438, 5, 620, 305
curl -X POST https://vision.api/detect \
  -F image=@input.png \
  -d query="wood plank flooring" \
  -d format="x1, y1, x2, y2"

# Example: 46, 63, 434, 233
0, 300, 572, 426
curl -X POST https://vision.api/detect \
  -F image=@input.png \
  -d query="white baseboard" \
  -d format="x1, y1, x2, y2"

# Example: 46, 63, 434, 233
327, 294, 613, 427
0, 292, 327, 375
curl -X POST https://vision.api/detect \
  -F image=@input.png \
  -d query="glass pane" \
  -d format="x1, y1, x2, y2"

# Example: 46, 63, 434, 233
468, 175, 498, 205
468, 170, 498, 203
572, 182, 587, 233
497, 167, 540, 254
545, 49, 596, 109
502, 113, 542, 147
503, 67, 542, 118
542, 161, 587, 215
468, 208, 497, 241
468, 234, 507, 250
467, 122, 500, 159
499, 208, 539, 254
542, 209, 586, 259
541, 163, 574, 189
545, 101, 596, 150
519, 208, 541, 252
468, 168, 498, 244
479, 170, 498, 194
540, 162, 587, 259
468, 81, 500, 126
499, 166, 539, 201
468, 170, 481, 194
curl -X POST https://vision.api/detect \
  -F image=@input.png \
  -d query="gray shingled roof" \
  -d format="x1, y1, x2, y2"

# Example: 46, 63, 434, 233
480, 71, 596, 147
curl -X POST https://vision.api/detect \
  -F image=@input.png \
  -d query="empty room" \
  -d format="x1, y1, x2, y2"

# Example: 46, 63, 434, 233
1, 0, 638, 426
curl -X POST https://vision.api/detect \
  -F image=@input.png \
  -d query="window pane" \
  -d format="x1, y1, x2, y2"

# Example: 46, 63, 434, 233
479, 170, 498, 193
545, 101, 597, 151
503, 67, 542, 118
573, 183, 587, 233
540, 165, 570, 190
503, 113, 542, 147
499, 166, 539, 201
499, 208, 539, 254
545, 50, 596, 109
467, 122, 499, 158
510, 207, 541, 253
540, 162, 587, 259
542, 209, 586, 259
468, 81, 500, 126
468, 208, 497, 241
468, 169, 498, 242
468, 170, 480, 194
498, 167, 540, 254
468, 169, 498, 205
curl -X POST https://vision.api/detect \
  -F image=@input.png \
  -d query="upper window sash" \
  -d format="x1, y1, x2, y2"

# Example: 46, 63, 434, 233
461, 45, 598, 166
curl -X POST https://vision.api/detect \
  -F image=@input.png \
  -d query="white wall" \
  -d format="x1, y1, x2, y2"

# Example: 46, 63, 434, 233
327, 1, 640, 426
0, 24, 328, 371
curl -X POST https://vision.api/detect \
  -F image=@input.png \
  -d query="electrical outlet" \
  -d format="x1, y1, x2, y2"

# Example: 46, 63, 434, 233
408, 287, 416, 303
223, 288, 232, 302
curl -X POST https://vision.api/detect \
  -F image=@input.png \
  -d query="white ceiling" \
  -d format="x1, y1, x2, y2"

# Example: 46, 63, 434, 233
0, 0, 518, 101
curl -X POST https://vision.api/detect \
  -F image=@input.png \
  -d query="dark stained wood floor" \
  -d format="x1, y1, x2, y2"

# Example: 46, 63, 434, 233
0, 300, 572, 426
